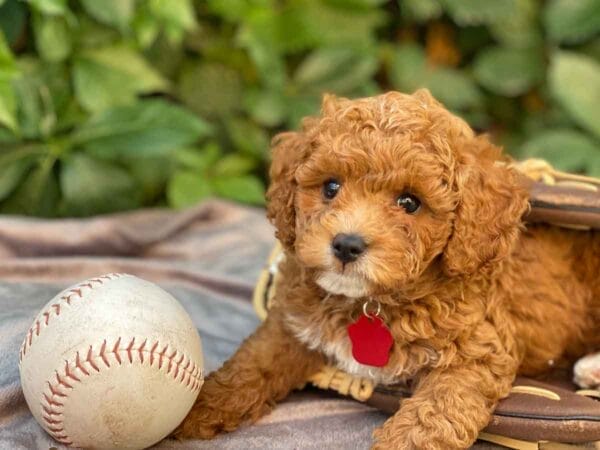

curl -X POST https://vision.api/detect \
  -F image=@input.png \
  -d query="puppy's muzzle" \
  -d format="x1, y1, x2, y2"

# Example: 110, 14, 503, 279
332, 233, 367, 264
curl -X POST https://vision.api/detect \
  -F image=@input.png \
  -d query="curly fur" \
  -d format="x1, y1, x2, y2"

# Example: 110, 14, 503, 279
176, 90, 600, 449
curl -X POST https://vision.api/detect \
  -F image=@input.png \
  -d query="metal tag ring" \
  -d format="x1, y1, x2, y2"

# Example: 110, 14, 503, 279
362, 298, 381, 319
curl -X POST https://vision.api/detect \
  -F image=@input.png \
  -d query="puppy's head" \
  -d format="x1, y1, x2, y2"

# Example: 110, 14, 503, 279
267, 90, 528, 298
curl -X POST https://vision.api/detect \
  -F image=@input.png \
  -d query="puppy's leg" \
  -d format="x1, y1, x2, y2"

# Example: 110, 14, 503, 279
373, 333, 517, 449
175, 310, 323, 439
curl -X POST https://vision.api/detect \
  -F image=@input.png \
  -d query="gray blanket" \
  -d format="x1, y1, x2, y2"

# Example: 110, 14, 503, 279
0, 201, 510, 449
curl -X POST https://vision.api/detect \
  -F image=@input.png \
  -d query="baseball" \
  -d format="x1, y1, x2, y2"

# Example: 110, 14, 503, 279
18, 273, 204, 449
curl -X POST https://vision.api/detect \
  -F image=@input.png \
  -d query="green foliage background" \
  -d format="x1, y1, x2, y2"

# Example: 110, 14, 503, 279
0, 0, 599, 216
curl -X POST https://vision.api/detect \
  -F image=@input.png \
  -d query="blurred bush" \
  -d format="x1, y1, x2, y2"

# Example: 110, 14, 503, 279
0, 0, 599, 216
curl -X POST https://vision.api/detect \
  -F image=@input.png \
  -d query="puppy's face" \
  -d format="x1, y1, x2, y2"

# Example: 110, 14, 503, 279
267, 90, 528, 299
293, 118, 457, 298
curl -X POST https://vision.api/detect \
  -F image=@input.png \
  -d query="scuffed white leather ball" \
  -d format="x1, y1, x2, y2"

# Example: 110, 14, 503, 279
19, 274, 203, 449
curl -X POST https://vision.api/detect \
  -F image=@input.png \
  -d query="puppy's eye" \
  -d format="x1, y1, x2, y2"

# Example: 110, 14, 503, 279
323, 179, 341, 200
396, 193, 421, 214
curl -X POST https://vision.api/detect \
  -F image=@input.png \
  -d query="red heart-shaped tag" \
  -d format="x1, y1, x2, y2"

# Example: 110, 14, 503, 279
347, 315, 393, 367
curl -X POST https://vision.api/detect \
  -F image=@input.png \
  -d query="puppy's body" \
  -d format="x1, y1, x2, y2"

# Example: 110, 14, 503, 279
177, 91, 599, 449
285, 226, 599, 385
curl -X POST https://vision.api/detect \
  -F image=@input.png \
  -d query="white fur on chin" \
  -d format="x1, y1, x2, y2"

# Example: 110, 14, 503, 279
316, 271, 370, 298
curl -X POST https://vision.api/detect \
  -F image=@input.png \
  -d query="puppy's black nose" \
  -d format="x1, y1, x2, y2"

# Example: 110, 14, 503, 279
332, 233, 366, 264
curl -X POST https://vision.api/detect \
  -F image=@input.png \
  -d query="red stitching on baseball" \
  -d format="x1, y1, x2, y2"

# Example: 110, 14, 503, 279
55, 371, 73, 390
19, 274, 127, 362
113, 337, 122, 365
42, 404, 62, 416
75, 352, 89, 376
126, 337, 135, 363
167, 349, 177, 374
40, 337, 202, 447
43, 393, 63, 407
86, 346, 100, 372
43, 417, 62, 425
150, 341, 159, 365
99, 340, 110, 367
158, 344, 168, 370
46, 383, 66, 398
64, 361, 80, 383
173, 354, 184, 379
138, 339, 147, 363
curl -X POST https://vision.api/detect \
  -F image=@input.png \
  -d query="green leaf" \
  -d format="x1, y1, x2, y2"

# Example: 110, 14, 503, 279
148, 0, 197, 43
473, 47, 544, 96
213, 154, 257, 177
32, 13, 72, 62
175, 143, 221, 173
326, 0, 387, 8
125, 156, 174, 204
303, 2, 385, 48
1, 158, 59, 216
544, 0, 600, 44
177, 62, 241, 118
580, 37, 600, 62
426, 69, 483, 110
0, 157, 34, 200
237, 25, 287, 89
389, 43, 426, 88
74, 44, 168, 112
73, 99, 211, 158
12, 58, 72, 139
60, 153, 139, 216
206, 0, 265, 22
149, 0, 196, 29
285, 94, 321, 128
211, 175, 265, 205
488, 0, 541, 48
0, 30, 17, 132
244, 89, 287, 127
80, 0, 134, 31
226, 118, 269, 160
242, 2, 383, 55
294, 47, 379, 94
76, 16, 121, 49
390, 44, 482, 110
440, 0, 516, 25
549, 52, 600, 140
0, 127, 18, 143
0, 0, 27, 45
167, 171, 212, 208
0, 78, 17, 132
26, 0, 68, 16
400, 0, 442, 22
242, 6, 318, 55
519, 129, 600, 176
132, 6, 160, 48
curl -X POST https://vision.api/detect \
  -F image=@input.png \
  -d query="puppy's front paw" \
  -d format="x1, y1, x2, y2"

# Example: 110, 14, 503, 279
371, 422, 414, 450
173, 404, 244, 440
371, 413, 471, 450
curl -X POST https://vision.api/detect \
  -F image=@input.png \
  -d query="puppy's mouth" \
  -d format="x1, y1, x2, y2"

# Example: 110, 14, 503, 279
316, 271, 371, 298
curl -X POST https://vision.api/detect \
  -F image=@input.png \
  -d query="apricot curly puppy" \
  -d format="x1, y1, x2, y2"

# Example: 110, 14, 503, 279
176, 90, 600, 449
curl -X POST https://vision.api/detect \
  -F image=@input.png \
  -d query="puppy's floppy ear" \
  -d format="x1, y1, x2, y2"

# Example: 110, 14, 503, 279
442, 136, 530, 276
266, 129, 313, 250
